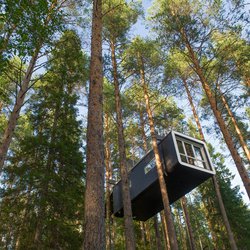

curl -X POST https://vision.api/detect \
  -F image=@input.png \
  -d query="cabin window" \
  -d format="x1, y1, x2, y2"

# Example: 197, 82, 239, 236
144, 158, 156, 174
176, 138, 210, 170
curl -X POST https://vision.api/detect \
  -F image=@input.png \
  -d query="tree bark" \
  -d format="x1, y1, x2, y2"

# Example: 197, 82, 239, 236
0, 49, 39, 170
181, 197, 196, 250
212, 176, 237, 250
160, 211, 170, 250
104, 113, 113, 250
153, 216, 163, 250
181, 30, 250, 199
217, 86, 250, 162
139, 107, 162, 250
34, 210, 45, 249
0, 101, 3, 114
182, 79, 204, 141
139, 222, 147, 247
83, 0, 105, 249
139, 109, 148, 152
14, 187, 32, 250
175, 207, 187, 250
110, 39, 136, 250
138, 53, 178, 250
0, 0, 59, 170
182, 78, 238, 250
145, 223, 152, 247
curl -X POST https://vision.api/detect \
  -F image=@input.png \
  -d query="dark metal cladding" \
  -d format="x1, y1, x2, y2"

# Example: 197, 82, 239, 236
110, 131, 215, 221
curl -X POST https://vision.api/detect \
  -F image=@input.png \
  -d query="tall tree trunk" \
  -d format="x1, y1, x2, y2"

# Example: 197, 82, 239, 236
181, 197, 196, 250
110, 39, 136, 250
83, 0, 105, 249
161, 211, 170, 250
217, 86, 250, 162
202, 199, 219, 248
182, 79, 204, 140
154, 216, 163, 250
138, 53, 178, 250
175, 207, 187, 250
0, 101, 3, 113
0, 0, 58, 170
130, 125, 149, 248
104, 113, 113, 250
15, 187, 32, 250
212, 176, 237, 249
34, 210, 45, 249
139, 109, 148, 152
181, 30, 250, 199
182, 78, 238, 250
0, 49, 39, 170
139, 107, 162, 250
139, 222, 147, 247
198, 235, 203, 250
144, 211, 153, 249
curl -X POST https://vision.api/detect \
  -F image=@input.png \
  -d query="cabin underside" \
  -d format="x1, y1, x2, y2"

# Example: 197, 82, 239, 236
112, 164, 213, 221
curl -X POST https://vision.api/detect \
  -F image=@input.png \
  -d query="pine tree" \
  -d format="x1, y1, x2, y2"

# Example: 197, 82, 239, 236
0, 0, 66, 170
164, 48, 238, 249
0, 30, 88, 249
123, 37, 179, 250
200, 148, 250, 249
103, 1, 141, 248
83, 0, 106, 249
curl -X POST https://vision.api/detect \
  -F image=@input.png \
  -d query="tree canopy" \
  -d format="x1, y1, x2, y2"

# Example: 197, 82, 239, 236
0, 0, 249, 249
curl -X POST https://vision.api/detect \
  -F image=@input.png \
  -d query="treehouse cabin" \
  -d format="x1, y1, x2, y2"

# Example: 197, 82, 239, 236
110, 131, 215, 221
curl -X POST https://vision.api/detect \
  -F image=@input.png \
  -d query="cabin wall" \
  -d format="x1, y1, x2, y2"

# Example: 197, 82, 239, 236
130, 150, 158, 201
160, 132, 179, 173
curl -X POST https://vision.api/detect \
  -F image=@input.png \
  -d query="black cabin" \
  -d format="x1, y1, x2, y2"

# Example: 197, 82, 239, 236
110, 131, 215, 221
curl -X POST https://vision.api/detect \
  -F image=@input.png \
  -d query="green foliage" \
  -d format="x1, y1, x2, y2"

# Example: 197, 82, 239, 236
213, 152, 250, 248
0, 30, 88, 249
150, 0, 249, 95
103, 0, 142, 43
123, 37, 163, 77
0, 57, 26, 113
47, 30, 89, 87
1, 0, 65, 59
104, 79, 117, 115
199, 147, 250, 249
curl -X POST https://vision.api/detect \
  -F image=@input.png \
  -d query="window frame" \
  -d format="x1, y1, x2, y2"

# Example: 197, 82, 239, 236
177, 139, 209, 169
173, 131, 214, 173
144, 157, 156, 175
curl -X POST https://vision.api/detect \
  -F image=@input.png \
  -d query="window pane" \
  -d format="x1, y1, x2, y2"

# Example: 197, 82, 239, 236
144, 158, 155, 174
176, 137, 211, 170
184, 142, 194, 157
194, 146, 204, 161
177, 140, 185, 154
202, 162, 208, 169
194, 159, 204, 168
181, 155, 187, 163
187, 157, 195, 165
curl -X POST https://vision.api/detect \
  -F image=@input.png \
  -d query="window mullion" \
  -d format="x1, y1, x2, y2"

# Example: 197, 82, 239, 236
191, 144, 196, 164
201, 148, 209, 170
182, 141, 188, 161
